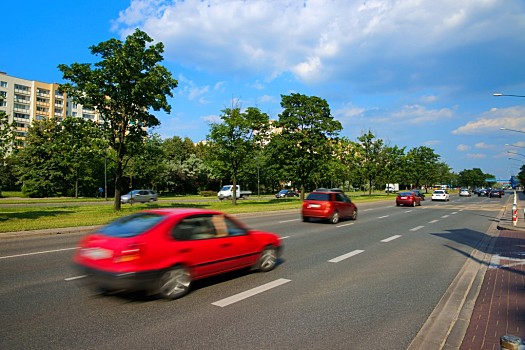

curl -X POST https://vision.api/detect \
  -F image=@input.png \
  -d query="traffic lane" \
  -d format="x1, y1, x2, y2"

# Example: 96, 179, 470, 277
0, 200, 500, 349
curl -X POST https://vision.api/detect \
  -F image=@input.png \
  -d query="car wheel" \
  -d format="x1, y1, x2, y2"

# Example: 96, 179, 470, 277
256, 246, 277, 272
396, 203, 400, 206
350, 209, 358, 220
302, 216, 310, 222
412, 201, 416, 207
157, 266, 191, 300
329, 211, 340, 224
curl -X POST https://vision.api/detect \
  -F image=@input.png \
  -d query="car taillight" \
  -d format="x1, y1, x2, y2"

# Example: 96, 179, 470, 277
113, 243, 144, 263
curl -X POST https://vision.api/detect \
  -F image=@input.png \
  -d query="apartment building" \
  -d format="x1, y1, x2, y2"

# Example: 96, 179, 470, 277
0, 72, 99, 147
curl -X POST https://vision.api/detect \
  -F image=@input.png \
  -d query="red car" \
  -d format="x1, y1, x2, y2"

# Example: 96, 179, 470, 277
301, 191, 358, 224
74, 209, 282, 300
396, 191, 422, 207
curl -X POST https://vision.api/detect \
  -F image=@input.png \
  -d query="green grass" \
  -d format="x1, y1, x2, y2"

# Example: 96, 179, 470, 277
0, 192, 395, 233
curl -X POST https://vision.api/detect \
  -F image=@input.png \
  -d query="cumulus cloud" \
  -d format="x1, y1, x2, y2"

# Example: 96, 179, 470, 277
475, 142, 496, 149
467, 153, 486, 159
112, 0, 525, 90
457, 144, 471, 151
452, 106, 525, 135
391, 104, 455, 124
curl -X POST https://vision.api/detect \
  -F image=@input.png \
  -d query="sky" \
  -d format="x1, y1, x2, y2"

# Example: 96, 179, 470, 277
3, 0, 525, 181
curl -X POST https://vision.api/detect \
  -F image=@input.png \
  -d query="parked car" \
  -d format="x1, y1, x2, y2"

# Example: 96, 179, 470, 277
411, 189, 425, 201
477, 188, 488, 197
302, 191, 358, 224
73, 208, 282, 300
431, 190, 450, 201
275, 189, 299, 198
489, 189, 502, 198
396, 191, 422, 207
120, 189, 158, 204
459, 188, 471, 197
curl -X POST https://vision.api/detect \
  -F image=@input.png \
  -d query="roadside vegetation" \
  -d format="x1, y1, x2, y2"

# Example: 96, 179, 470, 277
0, 191, 391, 233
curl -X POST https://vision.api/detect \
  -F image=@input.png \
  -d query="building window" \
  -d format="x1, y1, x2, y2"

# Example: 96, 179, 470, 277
0, 91, 6, 98
0, 101, 6, 107
14, 113, 30, 119
0, 81, 7, 88
14, 103, 30, 110
15, 84, 31, 93
36, 106, 49, 112
71, 112, 77, 117
36, 115, 46, 120
83, 114, 95, 120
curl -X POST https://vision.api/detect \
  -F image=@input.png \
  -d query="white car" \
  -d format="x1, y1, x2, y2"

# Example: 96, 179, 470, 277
431, 190, 450, 201
459, 188, 471, 197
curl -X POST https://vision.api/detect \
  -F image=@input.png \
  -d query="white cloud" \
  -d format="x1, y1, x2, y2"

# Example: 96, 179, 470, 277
457, 144, 471, 151
475, 142, 496, 149
391, 104, 454, 124
452, 106, 525, 135
466, 153, 486, 159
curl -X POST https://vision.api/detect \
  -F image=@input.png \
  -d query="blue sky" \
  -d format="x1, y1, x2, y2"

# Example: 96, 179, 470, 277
3, 0, 525, 181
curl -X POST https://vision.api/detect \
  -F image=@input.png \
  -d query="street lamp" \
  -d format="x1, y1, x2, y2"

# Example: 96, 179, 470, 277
508, 157, 524, 164
501, 127, 525, 133
493, 93, 525, 98
507, 151, 525, 158
505, 143, 525, 149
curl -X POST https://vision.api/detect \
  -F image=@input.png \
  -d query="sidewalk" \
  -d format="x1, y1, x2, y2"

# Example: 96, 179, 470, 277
457, 191, 525, 350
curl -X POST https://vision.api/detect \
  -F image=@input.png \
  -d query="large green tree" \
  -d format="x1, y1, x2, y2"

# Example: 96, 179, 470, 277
206, 106, 269, 205
406, 146, 440, 188
0, 108, 16, 196
354, 131, 385, 195
267, 93, 342, 198
58, 29, 178, 210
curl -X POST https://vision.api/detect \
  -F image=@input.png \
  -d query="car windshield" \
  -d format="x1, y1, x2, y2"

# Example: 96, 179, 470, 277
124, 190, 141, 196
306, 193, 330, 201
399, 192, 413, 196
99, 213, 165, 238
221, 186, 232, 191
434, 190, 444, 194
279, 190, 288, 194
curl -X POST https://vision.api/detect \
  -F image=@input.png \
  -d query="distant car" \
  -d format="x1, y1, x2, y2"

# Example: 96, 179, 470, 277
73, 209, 282, 300
459, 188, 471, 197
431, 190, 450, 201
302, 191, 357, 224
489, 189, 502, 198
396, 191, 422, 207
275, 189, 299, 198
120, 189, 158, 204
477, 188, 488, 197
411, 189, 425, 201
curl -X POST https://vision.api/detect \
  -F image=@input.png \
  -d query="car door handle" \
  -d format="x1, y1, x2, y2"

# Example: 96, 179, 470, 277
179, 248, 192, 253
220, 243, 232, 248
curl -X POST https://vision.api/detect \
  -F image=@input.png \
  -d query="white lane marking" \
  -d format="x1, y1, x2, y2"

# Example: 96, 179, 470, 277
281, 236, 290, 239
279, 219, 300, 223
337, 223, 354, 227
0, 247, 76, 260
441, 215, 450, 218
212, 278, 291, 307
363, 209, 374, 212
328, 249, 365, 263
410, 226, 424, 231
378, 215, 390, 219
381, 235, 402, 242
404, 210, 413, 213
429, 220, 439, 224
451, 212, 458, 215
65, 275, 86, 281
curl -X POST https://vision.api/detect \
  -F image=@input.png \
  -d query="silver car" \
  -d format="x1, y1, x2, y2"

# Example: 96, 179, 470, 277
120, 190, 158, 204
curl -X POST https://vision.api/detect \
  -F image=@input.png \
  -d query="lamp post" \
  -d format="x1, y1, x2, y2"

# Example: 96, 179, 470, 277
508, 157, 524, 164
505, 143, 525, 149
493, 93, 525, 98
507, 151, 525, 158
501, 127, 525, 133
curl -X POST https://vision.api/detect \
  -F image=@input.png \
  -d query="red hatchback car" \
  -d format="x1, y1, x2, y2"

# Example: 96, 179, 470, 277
74, 209, 282, 300
396, 191, 422, 207
301, 191, 358, 224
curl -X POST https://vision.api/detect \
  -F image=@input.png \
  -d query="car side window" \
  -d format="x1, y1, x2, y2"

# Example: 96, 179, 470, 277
224, 216, 248, 236
335, 193, 346, 202
171, 216, 216, 241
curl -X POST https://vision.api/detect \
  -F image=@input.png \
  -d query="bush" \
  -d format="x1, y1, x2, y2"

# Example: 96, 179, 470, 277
200, 190, 217, 197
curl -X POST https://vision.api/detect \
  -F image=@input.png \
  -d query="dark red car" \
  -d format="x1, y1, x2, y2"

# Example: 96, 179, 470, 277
396, 191, 422, 207
301, 191, 358, 224
74, 209, 282, 300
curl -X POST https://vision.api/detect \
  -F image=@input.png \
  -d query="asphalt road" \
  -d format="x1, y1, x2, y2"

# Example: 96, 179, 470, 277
0, 194, 502, 349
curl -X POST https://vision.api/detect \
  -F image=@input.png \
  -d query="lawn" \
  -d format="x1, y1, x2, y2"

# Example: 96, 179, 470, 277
0, 191, 395, 233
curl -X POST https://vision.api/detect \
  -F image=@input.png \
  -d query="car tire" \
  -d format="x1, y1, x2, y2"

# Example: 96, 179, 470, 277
412, 201, 416, 207
302, 216, 310, 222
350, 209, 358, 220
256, 246, 278, 272
157, 266, 191, 300
396, 203, 400, 206
329, 211, 340, 224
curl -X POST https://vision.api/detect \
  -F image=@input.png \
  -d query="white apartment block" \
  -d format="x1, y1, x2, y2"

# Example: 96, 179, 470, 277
0, 72, 99, 147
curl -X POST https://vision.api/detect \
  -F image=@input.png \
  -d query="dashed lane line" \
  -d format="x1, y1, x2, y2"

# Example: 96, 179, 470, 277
381, 235, 402, 243
410, 226, 425, 231
0, 247, 76, 260
429, 220, 439, 224
328, 249, 365, 263
212, 278, 291, 307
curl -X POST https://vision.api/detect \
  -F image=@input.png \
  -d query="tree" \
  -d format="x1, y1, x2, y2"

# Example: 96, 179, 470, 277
406, 146, 440, 188
354, 131, 385, 195
267, 93, 342, 198
0, 108, 16, 196
58, 29, 178, 210
206, 106, 269, 205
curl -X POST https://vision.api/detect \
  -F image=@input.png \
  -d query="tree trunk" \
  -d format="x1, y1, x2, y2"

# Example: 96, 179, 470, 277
232, 177, 237, 206
114, 158, 123, 211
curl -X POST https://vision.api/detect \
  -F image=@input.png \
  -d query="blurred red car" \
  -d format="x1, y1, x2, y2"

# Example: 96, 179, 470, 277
396, 191, 422, 207
301, 190, 358, 224
74, 209, 282, 299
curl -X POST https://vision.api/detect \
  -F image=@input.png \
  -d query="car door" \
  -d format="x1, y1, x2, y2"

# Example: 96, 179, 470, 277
335, 193, 352, 218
